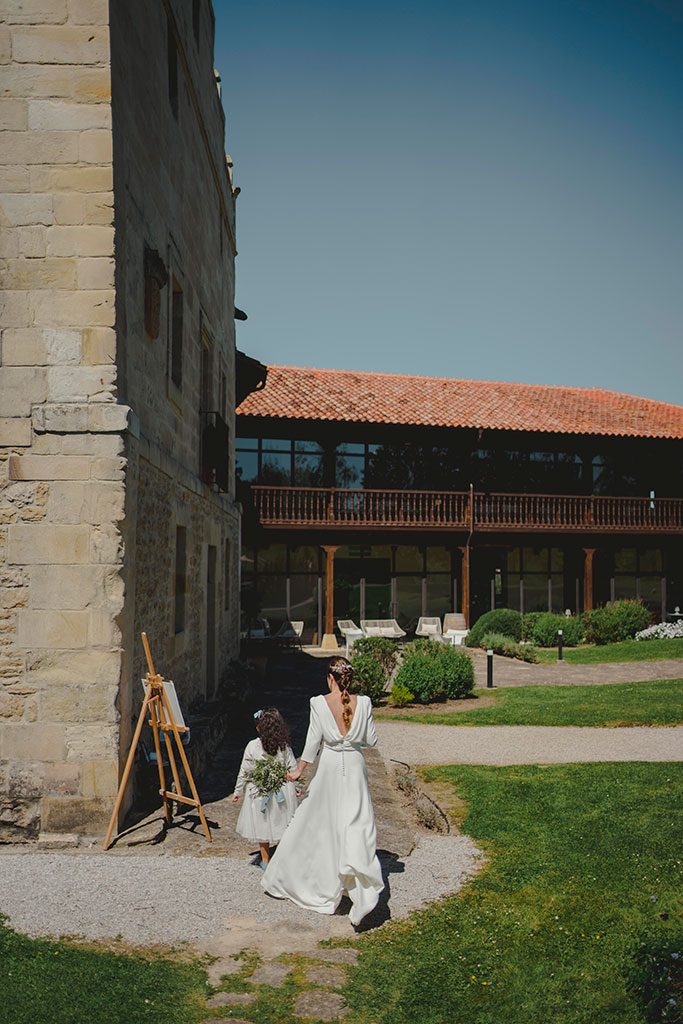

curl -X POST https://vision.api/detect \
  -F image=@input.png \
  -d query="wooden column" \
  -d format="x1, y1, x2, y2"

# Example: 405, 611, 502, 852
459, 544, 470, 627
321, 545, 339, 650
583, 547, 596, 611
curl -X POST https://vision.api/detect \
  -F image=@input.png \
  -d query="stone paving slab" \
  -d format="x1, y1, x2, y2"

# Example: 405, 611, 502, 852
294, 990, 348, 1020
376, 721, 683, 766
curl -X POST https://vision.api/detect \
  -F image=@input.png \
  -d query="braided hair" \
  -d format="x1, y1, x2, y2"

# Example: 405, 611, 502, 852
328, 656, 354, 730
255, 707, 291, 755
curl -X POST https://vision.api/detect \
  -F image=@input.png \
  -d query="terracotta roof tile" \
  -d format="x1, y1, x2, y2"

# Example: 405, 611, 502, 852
236, 365, 683, 440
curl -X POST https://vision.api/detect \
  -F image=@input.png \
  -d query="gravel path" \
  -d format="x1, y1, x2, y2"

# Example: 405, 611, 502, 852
468, 650, 683, 687
376, 722, 683, 765
0, 835, 481, 946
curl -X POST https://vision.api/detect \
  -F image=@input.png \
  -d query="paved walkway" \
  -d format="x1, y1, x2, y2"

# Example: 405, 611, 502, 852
376, 721, 683, 765
468, 648, 683, 687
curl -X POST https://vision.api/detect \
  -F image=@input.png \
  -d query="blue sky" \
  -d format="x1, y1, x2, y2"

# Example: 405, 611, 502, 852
214, 0, 683, 405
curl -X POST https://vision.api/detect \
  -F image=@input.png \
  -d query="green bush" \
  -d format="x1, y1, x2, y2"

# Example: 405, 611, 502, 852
388, 681, 415, 707
582, 599, 652, 645
626, 936, 682, 1023
350, 636, 398, 704
466, 608, 522, 647
522, 612, 543, 641
395, 641, 475, 703
349, 652, 386, 703
530, 612, 583, 648
481, 631, 540, 663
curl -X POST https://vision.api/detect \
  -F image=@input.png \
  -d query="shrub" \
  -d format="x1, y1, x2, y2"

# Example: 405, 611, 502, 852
388, 681, 415, 707
395, 641, 474, 703
582, 599, 652, 645
466, 608, 522, 647
530, 612, 583, 648
481, 631, 540, 663
350, 636, 398, 704
349, 652, 386, 703
522, 612, 543, 641
626, 936, 682, 1024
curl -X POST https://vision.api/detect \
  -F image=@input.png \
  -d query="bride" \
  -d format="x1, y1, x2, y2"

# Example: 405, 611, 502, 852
261, 656, 384, 925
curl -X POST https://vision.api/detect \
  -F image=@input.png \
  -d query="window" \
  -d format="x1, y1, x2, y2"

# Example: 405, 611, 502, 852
170, 276, 183, 389
167, 17, 178, 119
174, 527, 187, 634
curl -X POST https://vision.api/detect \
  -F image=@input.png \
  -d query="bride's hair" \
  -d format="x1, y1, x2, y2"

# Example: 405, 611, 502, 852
255, 707, 291, 755
328, 656, 354, 730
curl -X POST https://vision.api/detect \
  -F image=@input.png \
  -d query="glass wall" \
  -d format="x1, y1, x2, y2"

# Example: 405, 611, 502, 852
505, 546, 565, 613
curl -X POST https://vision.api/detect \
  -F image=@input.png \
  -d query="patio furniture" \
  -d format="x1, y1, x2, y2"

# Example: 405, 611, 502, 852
416, 616, 449, 642
273, 620, 304, 647
337, 619, 364, 657
360, 618, 406, 638
442, 612, 469, 645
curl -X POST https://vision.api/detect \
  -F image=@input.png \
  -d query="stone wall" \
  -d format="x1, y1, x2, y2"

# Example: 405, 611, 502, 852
0, 0, 241, 841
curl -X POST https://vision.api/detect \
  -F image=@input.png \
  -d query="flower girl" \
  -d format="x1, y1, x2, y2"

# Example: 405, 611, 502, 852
232, 707, 299, 868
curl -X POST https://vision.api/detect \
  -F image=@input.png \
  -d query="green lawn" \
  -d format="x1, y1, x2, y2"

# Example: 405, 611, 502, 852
343, 763, 683, 1024
534, 637, 683, 664
381, 678, 683, 727
0, 925, 208, 1024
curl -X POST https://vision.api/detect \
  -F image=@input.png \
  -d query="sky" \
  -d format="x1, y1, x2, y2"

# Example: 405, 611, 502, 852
214, 0, 683, 406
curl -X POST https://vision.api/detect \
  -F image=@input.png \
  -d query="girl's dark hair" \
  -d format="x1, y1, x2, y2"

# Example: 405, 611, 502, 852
255, 707, 291, 755
328, 656, 354, 730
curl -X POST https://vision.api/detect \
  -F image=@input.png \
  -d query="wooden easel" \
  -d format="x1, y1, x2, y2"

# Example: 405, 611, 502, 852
104, 632, 212, 850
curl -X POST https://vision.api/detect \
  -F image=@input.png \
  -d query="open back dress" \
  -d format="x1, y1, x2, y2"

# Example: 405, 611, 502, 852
261, 693, 384, 925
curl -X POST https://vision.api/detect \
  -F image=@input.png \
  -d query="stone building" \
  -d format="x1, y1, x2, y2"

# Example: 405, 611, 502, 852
0, 0, 244, 840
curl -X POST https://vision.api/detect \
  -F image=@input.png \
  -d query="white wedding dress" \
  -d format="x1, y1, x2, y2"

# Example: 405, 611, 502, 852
261, 693, 384, 925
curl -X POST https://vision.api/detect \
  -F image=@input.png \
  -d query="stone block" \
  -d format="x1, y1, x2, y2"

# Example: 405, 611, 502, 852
90, 524, 122, 564
17, 224, 46, 256
88, 403, 129, 432
7, 523, 89, 563
0, 652, 24, 679
87, 481, 125, 524
47, 365, 116, 402
84, 192, 113, 224
0, 164, 29, 190
81, 758, 118, 798
0, 130, 78, 164
45, 480, 88, 523
46, 224, 114, 257
61, 432, 121, 456
89, 610, 121, 646
31, 165, 113, 192
0, 192, 52, 226
77, 256, 114, 289
0, 367, 47, 414
0, 290, 31, 329
32, 402, 88, 432
1, 327, 47, 365
9, 453, 91, 480
29, 564, 97, 609
44, 761, 81, 795
53, 192, 85, 224
40, 682, 118, 723
69, 0, 109, 24
11, 26, 109, 64
71, 68, 111, 102
82, 326, 115, 364
0, 418, 31, 446
79, 128, 112, 164
0, 231, 18, 257
33, 288, 113, 328
1, 0, 68, 24
17, 610, 89, 648
65, 723, 118, 762
0, 691, 25, 718
46, 327, 82, 364
0, 586, 28, 609
0, 28, 10, 62
91, 456, 125, 480
1, 722, 65, 761
28, 99, 111, 131
0, 99, 27, 130
0, 799, 41, 842
41, 795, 110, 834
3, 257, 76, 289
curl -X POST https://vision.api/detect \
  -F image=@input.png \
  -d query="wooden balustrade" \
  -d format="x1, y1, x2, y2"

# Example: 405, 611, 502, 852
249, 486, 683, 534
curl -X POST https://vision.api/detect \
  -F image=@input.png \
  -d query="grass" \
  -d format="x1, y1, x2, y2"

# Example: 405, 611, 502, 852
0, 925, 209, 1024
343, 762, 683, 1024
533, 637, 683, 664
381, 678, 683, 727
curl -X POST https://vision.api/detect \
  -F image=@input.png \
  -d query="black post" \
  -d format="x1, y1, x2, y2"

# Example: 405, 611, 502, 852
558, 628, 563, 662
487, 648, 494, 688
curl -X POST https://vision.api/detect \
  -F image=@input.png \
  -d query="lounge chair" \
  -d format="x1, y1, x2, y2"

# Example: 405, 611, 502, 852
416, 616, 449, 642
360, 619, 406, 638
337, 619, 363, 657
273, 620, 304, 647
442, 613, 468, 646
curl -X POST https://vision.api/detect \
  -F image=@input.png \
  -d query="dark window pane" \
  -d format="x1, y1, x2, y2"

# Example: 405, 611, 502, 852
337, 443, 364, 454
289, 545, 320, 572
426, 546, 450, 572
426, 575, 451, 619
262, 438, 291, 452
336, 455, 364, 488
261, 452, 291, 484
523, 546, 548, 573
395, 546, 423, 572
290, 574, 318, 630
294, 440, 323, 453
257, 544, 287, 573
294, 453, 323, 486
614, 547, 637, 572
640, 548, 662, 573
236, 437, 258, 450
236, 450, 257, 483
396, 576, 422, 627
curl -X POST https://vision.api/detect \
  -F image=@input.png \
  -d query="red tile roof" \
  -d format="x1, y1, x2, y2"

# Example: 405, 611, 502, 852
236, 365, 683, 440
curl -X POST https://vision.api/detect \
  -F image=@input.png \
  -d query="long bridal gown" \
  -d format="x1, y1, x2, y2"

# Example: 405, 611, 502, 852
261, 693, 384, 925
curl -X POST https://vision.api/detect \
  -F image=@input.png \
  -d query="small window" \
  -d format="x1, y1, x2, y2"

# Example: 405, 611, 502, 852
167, 18, 178, 119
170, 276, 183, 389
174, 526, 187, 634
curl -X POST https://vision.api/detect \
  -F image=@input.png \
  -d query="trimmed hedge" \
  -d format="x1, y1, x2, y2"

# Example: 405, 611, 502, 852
394, 639, 475, 703
530, 612, 583, 648
480, 631, 540, 663
466, 608, 522, 647
350, 636, 398, 704
582, 599, 652, 645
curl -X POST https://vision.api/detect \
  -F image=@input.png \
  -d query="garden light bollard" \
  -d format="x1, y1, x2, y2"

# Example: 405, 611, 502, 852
487, 649, 494, 688
558, 628, 563, 662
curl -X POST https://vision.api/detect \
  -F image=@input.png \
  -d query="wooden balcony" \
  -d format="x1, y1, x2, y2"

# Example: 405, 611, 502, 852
250, 486, 683, 534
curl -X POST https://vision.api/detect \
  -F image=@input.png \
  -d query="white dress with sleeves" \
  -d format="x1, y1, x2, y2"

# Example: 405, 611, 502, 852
261, 694, 384, 925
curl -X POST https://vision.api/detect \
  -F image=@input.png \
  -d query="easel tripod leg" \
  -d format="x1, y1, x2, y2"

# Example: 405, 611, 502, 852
104, 689, 153, 850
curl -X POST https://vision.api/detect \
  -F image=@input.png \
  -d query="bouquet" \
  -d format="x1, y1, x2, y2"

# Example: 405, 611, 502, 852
245, 753, 289, 797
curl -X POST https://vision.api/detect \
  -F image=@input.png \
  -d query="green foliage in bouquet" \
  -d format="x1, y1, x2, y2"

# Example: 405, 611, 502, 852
245, 753, 289, 796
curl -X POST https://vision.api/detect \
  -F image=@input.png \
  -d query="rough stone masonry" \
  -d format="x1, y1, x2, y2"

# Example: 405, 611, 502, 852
0, 0, 243, 841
